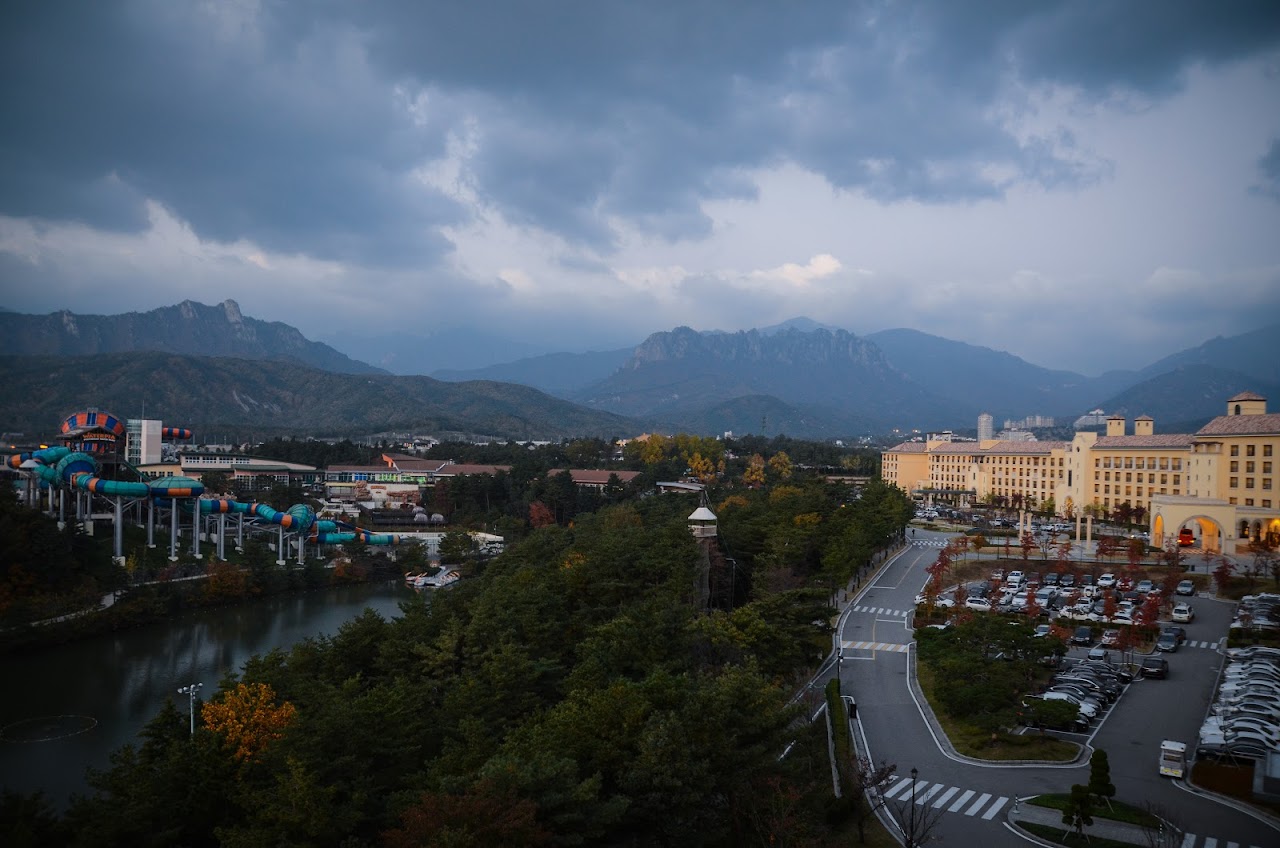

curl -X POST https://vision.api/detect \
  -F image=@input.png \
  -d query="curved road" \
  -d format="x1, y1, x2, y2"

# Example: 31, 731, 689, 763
824, 528, 1280, 847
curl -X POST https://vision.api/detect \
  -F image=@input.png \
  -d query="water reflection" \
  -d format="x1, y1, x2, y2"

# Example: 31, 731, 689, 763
0, 581, 415, 806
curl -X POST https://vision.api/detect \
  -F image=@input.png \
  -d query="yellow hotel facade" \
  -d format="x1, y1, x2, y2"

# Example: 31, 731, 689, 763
882, 391, 1280, 554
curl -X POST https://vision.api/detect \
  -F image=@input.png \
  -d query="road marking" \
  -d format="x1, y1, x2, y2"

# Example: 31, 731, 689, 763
915, 783, 943, 805
840, 640, 910, 654
1203, 838, 1217, 848
932, 786, 959, 808
948, 789, 974, 812
1179, 835, 1194, 848
883, 777, 912, 799
965, 792, 992, 816
981, 796, 1008, 820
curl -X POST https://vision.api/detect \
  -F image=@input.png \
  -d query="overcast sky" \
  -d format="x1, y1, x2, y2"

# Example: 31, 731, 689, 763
2, 1, 1279, 375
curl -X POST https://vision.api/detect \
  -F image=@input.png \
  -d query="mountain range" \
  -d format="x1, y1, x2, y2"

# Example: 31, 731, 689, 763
1, 301, 1276, 440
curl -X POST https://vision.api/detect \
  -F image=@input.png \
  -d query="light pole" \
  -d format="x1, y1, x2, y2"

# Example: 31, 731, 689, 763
178, 682, 203, 736
908, 766, 918, 848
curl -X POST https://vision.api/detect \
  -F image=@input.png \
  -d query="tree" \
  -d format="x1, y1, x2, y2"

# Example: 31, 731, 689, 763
743, 454, 766, 488
845, 758, 897, 844
383, 781, 551, 848
201, 682, 297, 763
439, 530, 475, 565
767, 451, 793, 480
895, 778, 945, 848
1213, 557, 1235, 596
1088, 749, 1116, 810
1096, 535, 1117, 563
1061, 783, 1094, 839
1019, 531, 1035, 563
528, 501, 555, 528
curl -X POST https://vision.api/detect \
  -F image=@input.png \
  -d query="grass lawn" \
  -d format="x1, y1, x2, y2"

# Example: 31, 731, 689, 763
1027, 794, 1160, 827
915, 666, 1080, 762
1020, 821, 1139, 848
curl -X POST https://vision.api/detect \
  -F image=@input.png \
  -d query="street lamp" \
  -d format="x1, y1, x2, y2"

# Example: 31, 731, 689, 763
178, 682, 203, 736
908, 767, 918, 848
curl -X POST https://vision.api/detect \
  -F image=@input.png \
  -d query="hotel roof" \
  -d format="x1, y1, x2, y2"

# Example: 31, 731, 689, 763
1093, 435, 1196, 449
1196, 414, 1280, 437
885, 442, 927, 453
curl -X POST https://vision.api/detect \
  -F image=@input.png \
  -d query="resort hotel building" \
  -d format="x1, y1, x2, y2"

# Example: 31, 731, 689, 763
882, 392, 1280, 555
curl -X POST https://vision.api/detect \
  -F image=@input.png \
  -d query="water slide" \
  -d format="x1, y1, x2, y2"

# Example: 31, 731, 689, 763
7, 448, 401, 546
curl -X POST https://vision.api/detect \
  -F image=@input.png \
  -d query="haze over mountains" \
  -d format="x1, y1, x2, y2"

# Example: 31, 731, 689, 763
1, 301, 1276, 439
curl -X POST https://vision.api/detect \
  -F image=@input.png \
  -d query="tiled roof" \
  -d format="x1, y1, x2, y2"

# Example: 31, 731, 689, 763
975, 441, 1070, 455
1195, 414, 1280, 437
1135, 415, 1153, 421
1093, 435, 1195, 448
436, 464, 512, 476
390, 458, 449, 473
1228, 391, 1266, 402
885, 442, 927, 453
549, 468, 642, 484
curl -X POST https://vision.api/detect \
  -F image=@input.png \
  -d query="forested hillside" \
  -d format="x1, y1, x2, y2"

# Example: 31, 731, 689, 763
11, 475, 912, 845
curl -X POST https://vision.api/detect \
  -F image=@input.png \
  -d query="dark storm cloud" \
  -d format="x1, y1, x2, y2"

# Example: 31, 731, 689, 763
1254, 138, 1280, 200
0, 2, 461, 265
3, 1, 1278, 259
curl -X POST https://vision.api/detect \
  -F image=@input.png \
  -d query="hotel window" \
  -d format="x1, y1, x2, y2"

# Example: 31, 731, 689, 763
1094, 484, 1100, 493
1125, 458, 1133, 468
1231, 461, 1239, 472
1160, 488, 1167, 495
1264, 500, 1272, 508
1266, 463, 1274, 474
1126, 473, 1132, 482
1264, 479, 1273, 490
1230, 477, 1238, 488
1247, 462, 1255, 473
1231, 446, 1239, 456
1125, 487, 1132, 496
1104, 485, 1111, 494
1137, 487, 1143, 496
1247, 478, 1255, 488
1161, 474, 1168, 484
1105, 471, 1111, 481
1247, 445, 1256, 457
1230, 498, 1238, 505
1173, 475, 1180, 485
1266, 445, 1273, 457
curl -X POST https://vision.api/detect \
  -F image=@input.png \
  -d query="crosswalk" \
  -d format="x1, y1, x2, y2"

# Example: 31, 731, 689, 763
879, 777, 1009, 820
911, 539, 948, 547
841, 639, 911, 654
1183, 640, 1218, 650
1176, 835, 1268, 848
851, 605, 911, 617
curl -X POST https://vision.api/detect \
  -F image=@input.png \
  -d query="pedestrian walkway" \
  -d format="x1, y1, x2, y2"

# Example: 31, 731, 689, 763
850, 605, 911, 617
911, 539, 948, 548
879, 775, 1010, 820
1008, 798, 1269, 848
841, 639, 910, 654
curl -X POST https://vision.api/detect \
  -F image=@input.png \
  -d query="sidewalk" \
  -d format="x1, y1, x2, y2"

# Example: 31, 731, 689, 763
1008, 798, 1159, 845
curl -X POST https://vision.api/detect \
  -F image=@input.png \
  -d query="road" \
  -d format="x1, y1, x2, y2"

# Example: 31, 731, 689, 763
824, 528, 1280, 848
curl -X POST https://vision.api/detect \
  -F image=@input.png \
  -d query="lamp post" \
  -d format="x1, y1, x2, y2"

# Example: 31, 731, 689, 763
178, 682, 203, 736
907, 767, 918, 848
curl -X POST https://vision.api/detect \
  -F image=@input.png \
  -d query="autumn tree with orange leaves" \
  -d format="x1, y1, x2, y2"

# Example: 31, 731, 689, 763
201, 682, 297, 763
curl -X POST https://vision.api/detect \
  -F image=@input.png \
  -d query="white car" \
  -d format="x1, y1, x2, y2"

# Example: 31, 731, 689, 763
965, 597, 994, 611
1007, 570, 1025, 587
915, 593, 955, 608
1171, 603, 1194, 623
1098, 573, 1117, 588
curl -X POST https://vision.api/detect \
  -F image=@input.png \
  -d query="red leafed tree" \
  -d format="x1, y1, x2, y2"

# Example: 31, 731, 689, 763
384, 781, 550, 848
1136, 593, 1161, 635
1020, 531, 1035, 563
1024, 592, 1042, 621
926, 549, 952, 595
1102, 591, 1118, 622
1096, 535, 1117, 563
1213, 557, 1235, 596
528, 500, 555, 528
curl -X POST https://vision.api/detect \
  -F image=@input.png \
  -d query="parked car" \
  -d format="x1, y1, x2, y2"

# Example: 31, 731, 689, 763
1141, 656, 1170, 679
1060, 573, 1077, 589
965, 597, 994, 611
1156, 632, 1179, 652
1171, 603, 1194, 623
1098, 573, 1117, 588
1070, 626, 1093, 646
1136, 579, 1154, 594
1007, 571, 1025, 587
1043, 573, 1060, 587
1161, 626, 1187, 645
1176, 579, 1196, 596
1100, 629, 1120, 647
915, 593, 955, 607
1033, 624, 1052, 638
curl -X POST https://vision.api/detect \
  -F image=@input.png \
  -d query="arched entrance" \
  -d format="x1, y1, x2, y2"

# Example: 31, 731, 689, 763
1149, 496, 1237, 555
